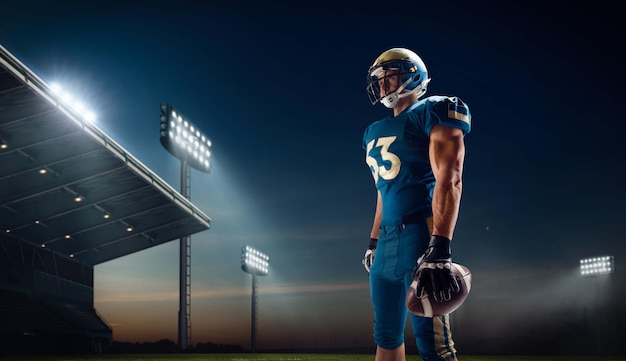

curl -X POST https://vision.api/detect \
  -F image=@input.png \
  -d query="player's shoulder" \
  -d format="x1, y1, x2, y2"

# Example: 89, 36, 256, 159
419, 95, 470, 110
412, 95, 471, 134
405, 95, 469, 116
426, 94, 470, 118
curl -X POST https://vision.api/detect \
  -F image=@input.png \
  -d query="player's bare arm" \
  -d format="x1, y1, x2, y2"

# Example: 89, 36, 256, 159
429, 124, 465, 240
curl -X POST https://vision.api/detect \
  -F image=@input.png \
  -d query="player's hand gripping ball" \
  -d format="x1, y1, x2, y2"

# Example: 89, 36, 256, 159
406, 262, 472, 317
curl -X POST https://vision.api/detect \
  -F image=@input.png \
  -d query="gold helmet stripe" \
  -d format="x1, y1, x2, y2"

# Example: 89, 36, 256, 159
373, 48, 414, 67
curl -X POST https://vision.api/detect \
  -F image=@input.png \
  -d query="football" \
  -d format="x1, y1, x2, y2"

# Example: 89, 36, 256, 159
406, 262, 472, 317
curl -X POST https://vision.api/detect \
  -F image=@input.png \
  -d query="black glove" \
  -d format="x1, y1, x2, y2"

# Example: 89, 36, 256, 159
413, 235, 460, 302
362, 238, 378, 273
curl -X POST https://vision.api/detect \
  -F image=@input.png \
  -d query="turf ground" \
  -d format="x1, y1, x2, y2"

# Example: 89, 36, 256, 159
2, 354, 624, 361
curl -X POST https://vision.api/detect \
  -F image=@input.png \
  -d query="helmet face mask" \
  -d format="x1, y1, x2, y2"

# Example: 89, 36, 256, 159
366, 48, 430, 108
369, 67, 403, 103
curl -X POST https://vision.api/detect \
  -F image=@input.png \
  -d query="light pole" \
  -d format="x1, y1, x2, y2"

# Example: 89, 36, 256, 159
580, 255, 614, 355
160, 103, 212, 350
241, 246, 270, 353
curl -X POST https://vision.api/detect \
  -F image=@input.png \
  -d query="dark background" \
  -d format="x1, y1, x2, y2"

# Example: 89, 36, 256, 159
1, 0, 624, 355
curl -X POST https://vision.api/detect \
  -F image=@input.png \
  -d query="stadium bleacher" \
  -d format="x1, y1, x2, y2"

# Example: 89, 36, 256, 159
0, 43, 210, 354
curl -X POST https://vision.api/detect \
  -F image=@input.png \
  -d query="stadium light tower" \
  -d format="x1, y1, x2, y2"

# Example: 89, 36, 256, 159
241, 246, 270, 353
580, 255, 614, 355
160, 103, 212, 350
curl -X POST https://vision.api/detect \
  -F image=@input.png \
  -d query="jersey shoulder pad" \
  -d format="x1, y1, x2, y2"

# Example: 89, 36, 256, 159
426, 95, 471, 134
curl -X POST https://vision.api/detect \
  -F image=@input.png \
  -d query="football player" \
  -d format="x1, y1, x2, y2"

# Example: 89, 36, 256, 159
361, 48, 471, 361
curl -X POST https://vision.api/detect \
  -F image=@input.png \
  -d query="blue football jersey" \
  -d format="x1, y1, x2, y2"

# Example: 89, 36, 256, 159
363, 95, 471, 225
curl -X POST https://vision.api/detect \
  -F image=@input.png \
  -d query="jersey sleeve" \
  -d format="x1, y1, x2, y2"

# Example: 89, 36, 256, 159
425, 96, 471, 135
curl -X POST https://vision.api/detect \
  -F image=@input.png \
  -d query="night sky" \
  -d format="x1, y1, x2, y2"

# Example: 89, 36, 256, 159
2, 0, 625, 355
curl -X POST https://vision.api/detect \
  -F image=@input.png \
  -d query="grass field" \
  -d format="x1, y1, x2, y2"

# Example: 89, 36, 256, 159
2, 354, 625, 361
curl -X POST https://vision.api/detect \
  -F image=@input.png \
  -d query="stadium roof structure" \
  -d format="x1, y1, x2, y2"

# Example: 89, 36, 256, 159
0, 44, 211, 266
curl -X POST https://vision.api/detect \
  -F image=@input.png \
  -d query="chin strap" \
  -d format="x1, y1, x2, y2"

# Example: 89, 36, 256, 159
381, 78, 431, 108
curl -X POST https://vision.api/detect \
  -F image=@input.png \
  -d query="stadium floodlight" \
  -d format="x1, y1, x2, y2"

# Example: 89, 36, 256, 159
160, 103, 212, 173
580, 255, 615, 355
580, 256, 614, 277
159, 103, 212, 350
50, 83, 96, 122
241, 246, 270, 353
241, 246, 270, 276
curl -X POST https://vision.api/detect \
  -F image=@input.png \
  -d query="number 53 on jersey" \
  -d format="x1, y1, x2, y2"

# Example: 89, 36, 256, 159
366, 136, 401, 183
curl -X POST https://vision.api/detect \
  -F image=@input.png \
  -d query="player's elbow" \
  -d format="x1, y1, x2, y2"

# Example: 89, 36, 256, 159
437, 171, 463, 193
442, 179, 463, 194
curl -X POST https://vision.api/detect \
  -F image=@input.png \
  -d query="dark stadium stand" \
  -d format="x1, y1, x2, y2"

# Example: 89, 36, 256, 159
45, 302, 112, 336
0, 43, 211, 354
0, 290, 73, 335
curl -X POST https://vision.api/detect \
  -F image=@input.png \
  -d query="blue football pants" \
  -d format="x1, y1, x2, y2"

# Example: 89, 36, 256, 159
369, 220, 457, 361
